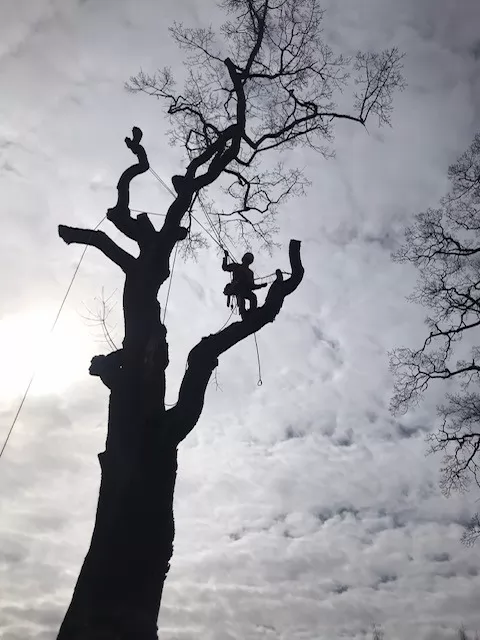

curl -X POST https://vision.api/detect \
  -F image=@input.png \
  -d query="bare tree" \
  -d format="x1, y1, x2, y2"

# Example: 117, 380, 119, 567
461, 511, 480, 547
55, 1, 404, 637
372, 623, 385, 640
458, 625, 480, 640
459, 627, 469, 640
390, 133, 480, 546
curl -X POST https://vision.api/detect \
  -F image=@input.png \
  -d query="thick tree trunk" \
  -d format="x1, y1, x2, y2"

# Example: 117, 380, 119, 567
57, 375, 177, 640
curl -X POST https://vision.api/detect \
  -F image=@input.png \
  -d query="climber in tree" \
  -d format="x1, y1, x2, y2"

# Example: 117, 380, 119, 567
222, 249, 267, 319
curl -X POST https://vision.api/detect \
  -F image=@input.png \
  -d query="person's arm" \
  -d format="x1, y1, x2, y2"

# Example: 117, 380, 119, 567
253, 282, 268, 290
222, 250, 234, 272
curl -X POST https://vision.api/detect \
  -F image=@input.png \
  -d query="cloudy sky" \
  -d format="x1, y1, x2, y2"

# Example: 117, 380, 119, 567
1, 0, 480, 639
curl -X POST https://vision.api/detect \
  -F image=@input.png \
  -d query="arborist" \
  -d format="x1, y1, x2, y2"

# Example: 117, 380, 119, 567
222, 249, 267, 319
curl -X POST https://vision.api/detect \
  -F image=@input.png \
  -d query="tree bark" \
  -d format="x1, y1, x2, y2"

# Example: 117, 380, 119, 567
57, 374, 178, 639
57, 264, 177, 639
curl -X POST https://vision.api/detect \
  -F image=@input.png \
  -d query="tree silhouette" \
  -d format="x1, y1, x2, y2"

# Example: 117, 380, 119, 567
56, 1, 404, 637
390, 133, 480, 547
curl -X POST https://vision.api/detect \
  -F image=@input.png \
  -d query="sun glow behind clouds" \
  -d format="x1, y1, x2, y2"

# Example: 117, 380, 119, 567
0, 307, 95, 400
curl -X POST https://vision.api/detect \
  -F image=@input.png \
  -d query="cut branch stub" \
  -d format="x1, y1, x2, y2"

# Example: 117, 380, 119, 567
117, 126, 150, 210
58, 225, 135, 273
107, 127, 155, 245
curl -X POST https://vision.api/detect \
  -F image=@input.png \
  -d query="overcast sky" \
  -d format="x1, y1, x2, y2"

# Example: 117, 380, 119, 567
1, 1, 480, 639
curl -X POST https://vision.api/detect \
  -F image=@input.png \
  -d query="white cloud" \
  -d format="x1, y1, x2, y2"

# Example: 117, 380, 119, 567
1, 0, 480, 638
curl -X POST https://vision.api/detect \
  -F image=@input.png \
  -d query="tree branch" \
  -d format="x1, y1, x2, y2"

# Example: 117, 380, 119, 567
462, 513, 480, 547
107, 127, 155, 245
58, 225, 135, 273
129, 2, 404, 245
166, 240, 304, 443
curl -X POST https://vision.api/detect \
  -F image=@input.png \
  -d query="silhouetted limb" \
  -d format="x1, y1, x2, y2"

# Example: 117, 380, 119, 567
107, 127, 155, 245
58, 225, 135, 273
167, 239, 304, 443
89, 351, 124, 389
237, 291, 257, 318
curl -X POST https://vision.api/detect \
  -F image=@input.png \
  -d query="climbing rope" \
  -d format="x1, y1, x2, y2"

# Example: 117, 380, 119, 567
151, 175, 267, 390
149, 167, 175, 198
217, 308, 235, 332
253, 333, 263, 386
255, 270, 292, 282
130, 208, 165, 217
0, 216, 107, 462
162, 242, 179, 322
148, 166, 240, 260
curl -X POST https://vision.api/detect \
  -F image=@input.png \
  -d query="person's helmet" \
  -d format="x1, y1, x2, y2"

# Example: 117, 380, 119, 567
242, 252, 254, 265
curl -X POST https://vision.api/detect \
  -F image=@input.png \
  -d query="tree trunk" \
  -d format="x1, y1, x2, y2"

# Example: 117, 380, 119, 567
57, 372, 177, 640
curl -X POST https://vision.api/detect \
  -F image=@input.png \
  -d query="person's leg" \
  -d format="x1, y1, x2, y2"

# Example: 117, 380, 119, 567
246, 291, 258, 311
237, 295, 247, 318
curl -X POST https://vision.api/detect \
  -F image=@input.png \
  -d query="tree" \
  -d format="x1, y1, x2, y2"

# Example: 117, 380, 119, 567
458, 625, 480, 640
372, 623, 385, 640
55, 1, 404, 637
390, 133, 480, 547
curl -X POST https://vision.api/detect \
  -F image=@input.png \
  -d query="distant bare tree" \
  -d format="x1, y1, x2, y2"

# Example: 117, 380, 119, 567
459, 625, 470, 640
458, 625, 480, 640
390, 133, 480, 545
372, 623, 385, 640
55, 1, 404, 637
461, 512, 480, 547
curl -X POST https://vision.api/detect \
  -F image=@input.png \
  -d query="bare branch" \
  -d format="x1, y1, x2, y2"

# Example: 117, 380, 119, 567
391, 135, 480, 415
107, 127, 155, 246
391, 133, 480, 542
446, 133, 480, 205
166, 239, 303, 442
462, 513, 480, 547
128, 0, 404, 244
58, 225, 135, 273
426, 392, 480, 495
80, 288, 120, 352
353, 48, 406, 126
